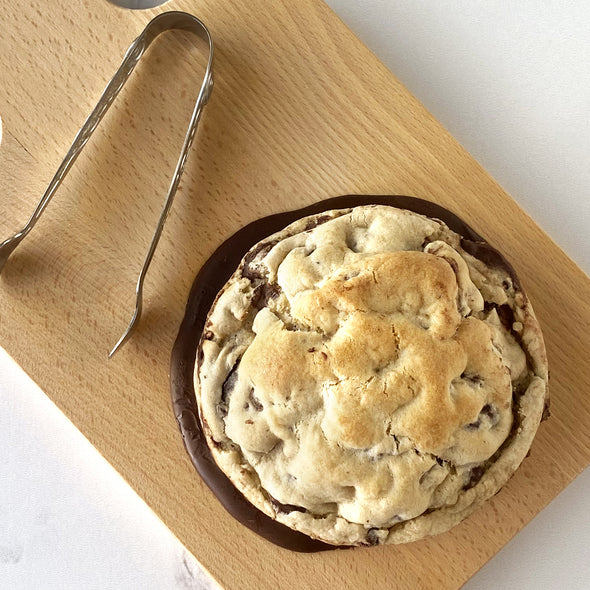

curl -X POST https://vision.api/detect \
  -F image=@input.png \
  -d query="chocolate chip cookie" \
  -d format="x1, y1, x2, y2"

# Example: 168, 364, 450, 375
193, 203, 548, 546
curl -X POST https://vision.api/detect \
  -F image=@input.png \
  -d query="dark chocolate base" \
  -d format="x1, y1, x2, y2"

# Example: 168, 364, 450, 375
170, 195, 514, 552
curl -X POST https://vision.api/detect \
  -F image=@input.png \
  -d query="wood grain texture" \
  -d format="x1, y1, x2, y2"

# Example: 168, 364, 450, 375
1, 1, 589, 588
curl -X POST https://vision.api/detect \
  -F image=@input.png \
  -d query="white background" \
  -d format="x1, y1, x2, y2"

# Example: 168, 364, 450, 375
1, 1, 589, 588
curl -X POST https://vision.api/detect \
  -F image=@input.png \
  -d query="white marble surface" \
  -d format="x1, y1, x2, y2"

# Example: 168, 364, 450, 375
0, 348, 219, 590
1, 1, 589, 588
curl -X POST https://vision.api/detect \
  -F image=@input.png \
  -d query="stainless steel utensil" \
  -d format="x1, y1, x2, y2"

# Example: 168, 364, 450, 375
0, 11, 214, 358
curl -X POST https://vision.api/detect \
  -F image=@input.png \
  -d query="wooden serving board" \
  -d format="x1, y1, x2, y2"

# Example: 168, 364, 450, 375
1, 1, 589, 588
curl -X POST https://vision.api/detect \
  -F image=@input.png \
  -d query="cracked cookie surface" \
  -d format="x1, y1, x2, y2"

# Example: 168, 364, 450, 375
195, 205, 548, 546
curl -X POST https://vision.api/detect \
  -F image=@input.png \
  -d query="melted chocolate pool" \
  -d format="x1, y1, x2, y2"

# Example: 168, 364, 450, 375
170, 195, 517, 552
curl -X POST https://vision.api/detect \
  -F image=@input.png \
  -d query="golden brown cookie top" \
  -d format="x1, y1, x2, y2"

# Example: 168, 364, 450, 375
196, 205, 547, 546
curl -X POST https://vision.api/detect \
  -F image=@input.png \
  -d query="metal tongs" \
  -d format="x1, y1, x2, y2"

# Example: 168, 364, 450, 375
0, 12, 214, 357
